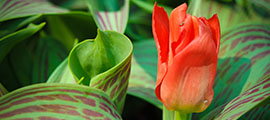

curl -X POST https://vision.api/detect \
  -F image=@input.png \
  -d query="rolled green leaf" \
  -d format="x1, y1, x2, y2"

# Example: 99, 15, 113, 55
68, 30, 133, 112
0, 83, 121, 120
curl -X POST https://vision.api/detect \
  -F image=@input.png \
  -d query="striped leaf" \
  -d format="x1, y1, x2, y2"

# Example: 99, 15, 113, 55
68, 30, 133, 112
0, 14, 42, 38
128, 39, 162, 109
0, 0, 68, 22
0, 34, 68, 91
239, 103, 270, 120
193, 23, 270, 119
0, 22, 45, 63
86, 0, 129, 33
187, 0, 270, 32
0, 83, 121, 120
31, 35, 68, 84
215, 75, 270, 120
247, 0, 270, 17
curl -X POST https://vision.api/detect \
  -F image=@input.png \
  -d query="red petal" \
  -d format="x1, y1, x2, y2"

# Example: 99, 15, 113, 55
160, 21, 218, 112
152, 2, 170, 100
207, 14, 220, 53
169, 3, 187, 43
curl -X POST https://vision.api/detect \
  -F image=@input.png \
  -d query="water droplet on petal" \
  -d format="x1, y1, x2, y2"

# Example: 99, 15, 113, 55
180, 22, 184, 26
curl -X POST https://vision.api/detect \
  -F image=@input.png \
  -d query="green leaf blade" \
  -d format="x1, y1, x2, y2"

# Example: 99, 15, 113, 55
86, 0, 129, 33
0, 22, 45, 63
0, 83, 121, 120
0, 0, 68, 22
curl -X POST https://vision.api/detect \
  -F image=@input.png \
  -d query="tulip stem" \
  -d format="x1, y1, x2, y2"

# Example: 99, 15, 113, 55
163, 106, 191, 120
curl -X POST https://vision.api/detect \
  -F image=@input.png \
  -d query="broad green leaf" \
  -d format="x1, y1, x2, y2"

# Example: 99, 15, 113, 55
0, 83, 121, 120
218, 24, 270, 92
46, 12, 97, 50
68, 30, 133, 112
128, 57, 162, 109
128, 39, 162, 109
31, 35, 68, 84
131, 0, 172, 15
0, 22, 45, 63
51, 0, 87, 10
47, 58, 76, 84
239, 103, 270, 120
0, 0, 68, 22
86, 0, 129, 33
187, 0, 270, 32
194, 23, 270, 119
215, 75, 270, 120
0, 83, 8, 97
0, 14, 42, 38
0, 33, 68, 91
247, 0, 270, 17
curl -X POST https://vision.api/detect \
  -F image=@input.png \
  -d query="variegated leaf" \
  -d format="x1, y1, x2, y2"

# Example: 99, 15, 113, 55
187, 0, 270, 32
195, 23, 270, 119
215, 75, 270, 120
0, 0, 68, 22
0, 83, 121, 120
86, 0, 129, 33
128, 39, 162, 109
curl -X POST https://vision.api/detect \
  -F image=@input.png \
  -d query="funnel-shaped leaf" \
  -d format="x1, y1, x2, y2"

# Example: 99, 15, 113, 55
0, 83, 121, 120
86, 0, 129, 33
69, 30, 133, 112
0, 0, 68, 22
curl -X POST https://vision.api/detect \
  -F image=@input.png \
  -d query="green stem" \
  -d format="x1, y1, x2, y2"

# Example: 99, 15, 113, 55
163, 106, 192, 120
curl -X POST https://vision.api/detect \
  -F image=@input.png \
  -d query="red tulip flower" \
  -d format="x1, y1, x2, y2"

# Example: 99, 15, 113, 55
152, 3, 220, 113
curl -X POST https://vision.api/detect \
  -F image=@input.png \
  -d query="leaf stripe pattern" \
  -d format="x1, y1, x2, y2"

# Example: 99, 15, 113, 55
239, 104, 270, 120
0, 84, 121, 120
216, 74, 270, 120
32, 37, 68, 84
88, 0, 129, 33
91, 56, 132, 112
0, 0, 68, 22
218, 24, 270, 91
128, 39, 162, 109
193, 23, 270, 119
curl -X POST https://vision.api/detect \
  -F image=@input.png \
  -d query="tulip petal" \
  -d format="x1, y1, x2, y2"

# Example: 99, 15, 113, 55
152, 2, 170, 63
152, 2, 170, 100
207, 14, 220, 53
169, 3, 187, 43
173, 15, 199, 55
160, 21, 218, 112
